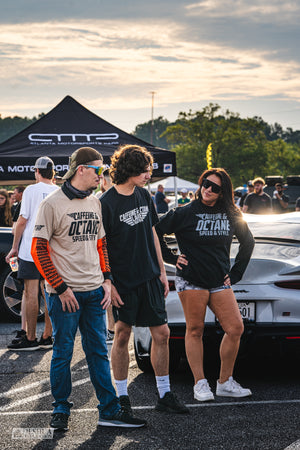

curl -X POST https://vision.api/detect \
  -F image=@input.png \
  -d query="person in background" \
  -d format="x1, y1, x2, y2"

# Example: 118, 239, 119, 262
100, 145, 189, 415
178, 188, 190, 206
31, 146, 146, 431
95, 168, 115, 343
296, 197, 300, 211
155, 184, 170, 213
188, 191, 195, 201
272, 182, 289, 213
240, 181, 254, 209
0, 189, 12, 227
5, 157, 57, 351
11, 186, 25, 230
242, 177, 272, 214
156, 168, 254, 402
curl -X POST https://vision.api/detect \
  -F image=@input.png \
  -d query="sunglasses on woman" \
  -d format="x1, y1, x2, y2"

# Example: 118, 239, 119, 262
202, 178, 222, 194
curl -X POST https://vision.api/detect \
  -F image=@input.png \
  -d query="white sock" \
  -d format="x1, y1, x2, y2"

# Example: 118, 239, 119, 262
115, 379, 128, 397
156, 375, 170, 398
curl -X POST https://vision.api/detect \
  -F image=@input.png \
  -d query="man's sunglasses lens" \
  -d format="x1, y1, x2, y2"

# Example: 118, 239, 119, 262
202, 179, 221, 193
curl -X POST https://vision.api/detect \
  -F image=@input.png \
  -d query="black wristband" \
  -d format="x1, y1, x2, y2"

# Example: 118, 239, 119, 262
56, 282, 68, 295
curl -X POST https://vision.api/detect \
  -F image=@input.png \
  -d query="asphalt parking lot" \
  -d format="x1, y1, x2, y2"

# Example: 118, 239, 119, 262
0, 321, 300, 450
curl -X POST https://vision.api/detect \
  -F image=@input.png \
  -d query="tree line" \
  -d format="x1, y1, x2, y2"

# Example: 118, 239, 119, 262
1, 104, 299, 187
133, 104, 300, 187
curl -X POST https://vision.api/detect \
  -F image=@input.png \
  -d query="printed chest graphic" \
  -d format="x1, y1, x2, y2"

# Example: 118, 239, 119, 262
67, 211, 100, 242
195, 213, 230, 236
119, 206, 149, 226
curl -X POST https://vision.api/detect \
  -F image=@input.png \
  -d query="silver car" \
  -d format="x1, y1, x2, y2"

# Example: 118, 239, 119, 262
134, 212, 300, 372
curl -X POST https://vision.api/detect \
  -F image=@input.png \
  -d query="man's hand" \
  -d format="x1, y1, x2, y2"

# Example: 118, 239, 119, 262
101, 280, 112, 310
5, 248, 18, 264
111, 284, 124, 308
59, 287, 80, 313
160, 272, 169, 298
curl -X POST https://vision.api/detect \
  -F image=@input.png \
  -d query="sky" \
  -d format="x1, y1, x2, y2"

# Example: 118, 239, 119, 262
1, 0, 300, 133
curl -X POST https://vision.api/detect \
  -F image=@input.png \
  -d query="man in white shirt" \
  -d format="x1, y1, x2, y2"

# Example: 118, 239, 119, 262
6, 157, 58, 350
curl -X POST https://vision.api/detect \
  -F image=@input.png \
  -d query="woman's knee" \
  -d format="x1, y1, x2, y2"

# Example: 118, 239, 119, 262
225, 321, 244, 339
186, 323, 205, 339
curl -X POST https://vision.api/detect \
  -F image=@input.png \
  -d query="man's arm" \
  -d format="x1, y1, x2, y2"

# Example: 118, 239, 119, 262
5, 216, 27, 262
152, 226, 169, 298
242, 204, 248, 213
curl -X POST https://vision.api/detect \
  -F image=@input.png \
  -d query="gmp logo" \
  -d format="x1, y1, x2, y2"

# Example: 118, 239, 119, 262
28, 133, 119, 143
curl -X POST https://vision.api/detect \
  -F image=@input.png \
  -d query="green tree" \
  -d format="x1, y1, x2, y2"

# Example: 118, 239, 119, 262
133, 116, 172, 148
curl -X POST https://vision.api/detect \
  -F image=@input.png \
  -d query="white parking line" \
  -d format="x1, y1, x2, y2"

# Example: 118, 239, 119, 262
0, 378, 90, 411
1, 398, 300, 415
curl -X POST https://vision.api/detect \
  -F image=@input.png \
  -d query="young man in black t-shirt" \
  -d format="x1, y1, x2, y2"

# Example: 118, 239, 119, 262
100, 145, 188, 415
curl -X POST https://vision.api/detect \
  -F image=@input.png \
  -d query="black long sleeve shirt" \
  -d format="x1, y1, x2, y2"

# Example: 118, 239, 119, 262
156, 200, 254, 289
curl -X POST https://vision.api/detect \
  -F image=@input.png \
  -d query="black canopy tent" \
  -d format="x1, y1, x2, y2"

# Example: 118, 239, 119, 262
0, 96, 176, 184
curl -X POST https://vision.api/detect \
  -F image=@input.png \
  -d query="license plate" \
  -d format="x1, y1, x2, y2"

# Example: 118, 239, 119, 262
238, 302, 255, 322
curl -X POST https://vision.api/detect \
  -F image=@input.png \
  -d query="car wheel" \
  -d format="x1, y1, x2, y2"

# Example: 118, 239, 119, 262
0, 264, 45, 322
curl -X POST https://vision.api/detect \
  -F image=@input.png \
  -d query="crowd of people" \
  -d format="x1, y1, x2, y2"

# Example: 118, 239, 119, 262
2, 146, 300, 433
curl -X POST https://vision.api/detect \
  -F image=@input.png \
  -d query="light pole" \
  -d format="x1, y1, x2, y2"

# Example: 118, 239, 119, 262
149, 91, 156, 144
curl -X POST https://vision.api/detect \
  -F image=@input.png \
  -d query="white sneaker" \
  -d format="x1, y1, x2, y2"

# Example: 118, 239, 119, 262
216, 377, 252, 398
194, 379, 214, 402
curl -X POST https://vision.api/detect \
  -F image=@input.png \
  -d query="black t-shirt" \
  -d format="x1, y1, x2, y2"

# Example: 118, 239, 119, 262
100, 186, 160, 293
244, 192, 272, 214
156, 199, 254, 289
272, 194, 289, 213
155, 191, 168, 213
12, 202, 21, 222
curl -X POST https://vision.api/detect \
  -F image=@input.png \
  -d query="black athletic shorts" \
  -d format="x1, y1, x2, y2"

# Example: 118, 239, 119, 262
18, 258, 42, 280
113, 277, 168, 327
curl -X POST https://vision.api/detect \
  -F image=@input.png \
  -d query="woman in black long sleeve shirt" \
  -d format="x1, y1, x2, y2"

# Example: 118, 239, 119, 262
156, 168, 255, 402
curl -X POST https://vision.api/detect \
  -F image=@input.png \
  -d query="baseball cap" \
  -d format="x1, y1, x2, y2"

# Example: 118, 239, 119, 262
34, 156, 54, 169
247, 180, 253, 187
181, 188, 188, 193
62, 147, 103, 180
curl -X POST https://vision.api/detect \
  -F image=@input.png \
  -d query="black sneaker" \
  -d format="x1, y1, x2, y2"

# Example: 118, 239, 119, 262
119, 395, 133, 414
50, 413, 69, 431
7, 336, 39, 351
9, 329, 26, 346
38, 335, 53, 349
155, 392, 190, 414
98, 409, 146, 428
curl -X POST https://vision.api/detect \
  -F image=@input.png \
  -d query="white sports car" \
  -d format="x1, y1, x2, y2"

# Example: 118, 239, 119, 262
134, 212, 300, 372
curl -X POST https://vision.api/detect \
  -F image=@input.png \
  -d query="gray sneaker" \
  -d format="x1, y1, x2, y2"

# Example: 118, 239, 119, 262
216, 377, 252, 398
98, 409, 146, 428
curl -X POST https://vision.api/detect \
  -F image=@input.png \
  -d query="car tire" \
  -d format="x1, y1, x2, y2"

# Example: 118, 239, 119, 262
0, 264, 45, 322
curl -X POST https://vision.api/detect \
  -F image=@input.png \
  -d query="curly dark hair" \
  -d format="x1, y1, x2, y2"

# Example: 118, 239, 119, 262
195, 168, 240, 216
109, 145, 153, 185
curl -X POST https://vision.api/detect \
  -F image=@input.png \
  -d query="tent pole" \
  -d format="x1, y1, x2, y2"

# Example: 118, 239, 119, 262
174, 176, 178, 207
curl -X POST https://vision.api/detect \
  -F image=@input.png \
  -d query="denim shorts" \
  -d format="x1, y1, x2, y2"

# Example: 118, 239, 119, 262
175, 276, 232, 294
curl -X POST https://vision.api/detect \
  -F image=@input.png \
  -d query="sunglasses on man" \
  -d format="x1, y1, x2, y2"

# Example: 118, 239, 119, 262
202, 178, 222, 194
80, 165, 104, 176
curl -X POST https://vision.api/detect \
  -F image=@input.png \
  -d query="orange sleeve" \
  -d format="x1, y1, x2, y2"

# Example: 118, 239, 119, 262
31, 237, 68, 294
97, 237, 113, 281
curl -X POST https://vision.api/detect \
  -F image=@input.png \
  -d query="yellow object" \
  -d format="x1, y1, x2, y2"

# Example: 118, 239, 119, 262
206, 143, 213, 169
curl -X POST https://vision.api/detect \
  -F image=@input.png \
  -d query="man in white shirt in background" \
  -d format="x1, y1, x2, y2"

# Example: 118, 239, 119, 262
6, 157, 58, 351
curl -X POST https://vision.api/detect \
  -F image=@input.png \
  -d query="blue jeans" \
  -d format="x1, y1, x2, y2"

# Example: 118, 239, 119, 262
46, 287, 120, 418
